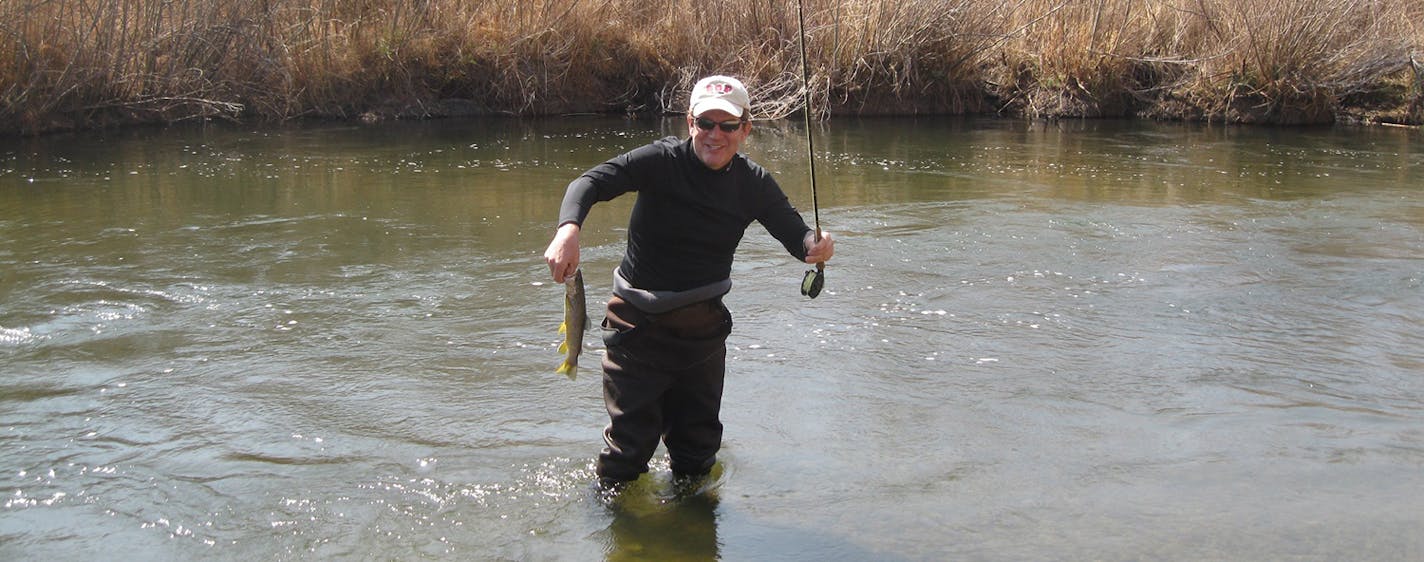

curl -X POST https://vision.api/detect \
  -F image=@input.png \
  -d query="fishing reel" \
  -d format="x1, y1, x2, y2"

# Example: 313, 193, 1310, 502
800, 265, 824, 299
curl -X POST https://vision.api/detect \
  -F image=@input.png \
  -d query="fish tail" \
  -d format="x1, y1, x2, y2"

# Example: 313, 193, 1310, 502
556, 360, 576, 379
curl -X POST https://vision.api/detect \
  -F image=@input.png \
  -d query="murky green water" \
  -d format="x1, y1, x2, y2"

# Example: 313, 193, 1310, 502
2, 117, 1421, 560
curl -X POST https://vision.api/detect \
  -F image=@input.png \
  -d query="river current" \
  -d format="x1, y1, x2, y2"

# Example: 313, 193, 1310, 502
1, 117, 1421, 560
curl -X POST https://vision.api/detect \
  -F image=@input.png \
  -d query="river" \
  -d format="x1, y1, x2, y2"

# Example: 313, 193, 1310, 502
2, 117, 1421, 560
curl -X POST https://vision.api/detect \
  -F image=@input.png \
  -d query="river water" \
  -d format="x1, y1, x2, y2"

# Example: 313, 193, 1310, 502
1, 117, 1421, 561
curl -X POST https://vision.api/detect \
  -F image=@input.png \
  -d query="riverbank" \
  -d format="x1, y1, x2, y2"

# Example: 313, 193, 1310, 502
3, 0, 1422, 136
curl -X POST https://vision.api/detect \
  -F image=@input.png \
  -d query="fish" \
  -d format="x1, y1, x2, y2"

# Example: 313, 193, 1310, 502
556, 268, 587, 379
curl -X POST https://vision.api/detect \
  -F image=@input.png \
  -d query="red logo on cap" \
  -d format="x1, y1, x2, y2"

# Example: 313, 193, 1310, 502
708, 82, 733, 95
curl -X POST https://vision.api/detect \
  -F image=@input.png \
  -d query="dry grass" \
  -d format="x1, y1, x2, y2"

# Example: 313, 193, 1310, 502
2, 0, 1421, 134
993, 0, 1422, 123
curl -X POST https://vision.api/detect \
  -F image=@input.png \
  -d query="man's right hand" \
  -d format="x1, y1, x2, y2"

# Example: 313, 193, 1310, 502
544, 222, 581, 283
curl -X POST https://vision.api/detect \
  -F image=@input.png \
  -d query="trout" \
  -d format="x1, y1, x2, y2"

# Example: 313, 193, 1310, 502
556, 268, 587, 379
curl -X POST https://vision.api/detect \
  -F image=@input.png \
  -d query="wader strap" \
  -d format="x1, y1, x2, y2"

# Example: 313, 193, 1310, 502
611, 267, 731, 314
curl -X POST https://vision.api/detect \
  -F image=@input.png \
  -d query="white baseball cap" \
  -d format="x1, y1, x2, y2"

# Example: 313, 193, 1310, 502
689, 75, 751, 118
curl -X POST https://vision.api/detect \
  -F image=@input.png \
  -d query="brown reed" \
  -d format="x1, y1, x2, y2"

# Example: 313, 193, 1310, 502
2, 0, 1421, 135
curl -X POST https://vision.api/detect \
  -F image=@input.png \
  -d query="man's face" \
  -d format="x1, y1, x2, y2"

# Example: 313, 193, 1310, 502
687, 109, 750, 171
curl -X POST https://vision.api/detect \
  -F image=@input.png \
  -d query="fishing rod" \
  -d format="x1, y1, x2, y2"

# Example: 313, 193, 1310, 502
796, 0, 825, 299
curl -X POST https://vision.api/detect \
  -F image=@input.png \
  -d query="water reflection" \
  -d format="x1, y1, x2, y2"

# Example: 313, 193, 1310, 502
600, 477, 721, 561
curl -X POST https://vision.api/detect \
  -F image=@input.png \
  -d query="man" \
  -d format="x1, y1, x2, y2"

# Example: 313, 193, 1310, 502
543, 75, 835, 486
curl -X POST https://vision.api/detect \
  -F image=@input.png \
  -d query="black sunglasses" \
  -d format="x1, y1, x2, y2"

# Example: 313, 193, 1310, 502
694, 117, 746, 133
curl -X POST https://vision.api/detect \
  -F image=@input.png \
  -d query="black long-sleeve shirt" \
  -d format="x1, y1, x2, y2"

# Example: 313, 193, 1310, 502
559, 136, 811, 292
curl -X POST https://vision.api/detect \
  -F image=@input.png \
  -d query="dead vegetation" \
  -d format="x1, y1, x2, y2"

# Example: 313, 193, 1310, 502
2, 0, 1421, 135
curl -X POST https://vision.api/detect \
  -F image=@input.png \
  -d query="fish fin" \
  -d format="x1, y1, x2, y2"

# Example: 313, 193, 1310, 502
556, 361, 576, 379
558, 341, 568, 354
559, 321, 567, 335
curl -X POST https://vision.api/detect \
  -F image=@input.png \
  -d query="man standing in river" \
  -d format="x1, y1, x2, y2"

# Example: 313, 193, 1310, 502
543, 75, 835, 486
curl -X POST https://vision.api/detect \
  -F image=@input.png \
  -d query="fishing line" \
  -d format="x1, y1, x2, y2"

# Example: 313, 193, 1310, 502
796, 0, 826, 299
